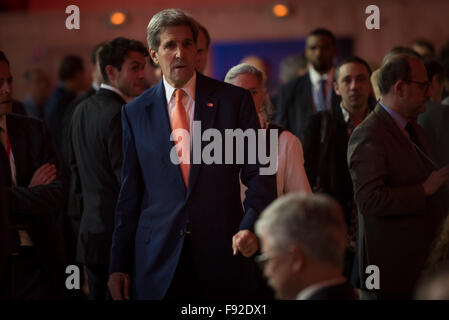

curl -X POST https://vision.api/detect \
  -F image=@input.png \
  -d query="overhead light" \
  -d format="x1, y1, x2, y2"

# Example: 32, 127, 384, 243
110, 11, 127, 26
272, 4, 290, 18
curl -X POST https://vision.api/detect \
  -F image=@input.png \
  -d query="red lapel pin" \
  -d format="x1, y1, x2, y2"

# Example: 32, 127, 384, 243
207, 103, 214, 108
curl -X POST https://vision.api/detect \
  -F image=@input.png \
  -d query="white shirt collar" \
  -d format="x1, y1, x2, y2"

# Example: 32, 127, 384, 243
339, 102, 350, 123
296, 276, 346, 300
100, 83, 128, 103
163, 72, 196, 105
309, 65, 335, 86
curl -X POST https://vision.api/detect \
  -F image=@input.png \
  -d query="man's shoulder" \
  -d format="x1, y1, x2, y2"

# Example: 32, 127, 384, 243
7, 113, 47, 138
198, 73, 248, 97
8, 113, 44, 127
124, 85, 161, 115
280, 73, 310, 94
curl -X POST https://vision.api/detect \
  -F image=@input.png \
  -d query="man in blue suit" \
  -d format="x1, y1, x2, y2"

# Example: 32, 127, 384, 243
108, 9, 277, 300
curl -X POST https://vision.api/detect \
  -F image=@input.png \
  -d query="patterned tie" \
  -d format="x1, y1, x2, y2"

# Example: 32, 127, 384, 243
172, 89, 190, 187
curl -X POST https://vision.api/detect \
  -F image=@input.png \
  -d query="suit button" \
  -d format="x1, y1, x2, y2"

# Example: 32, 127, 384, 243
180, 229, 184, 236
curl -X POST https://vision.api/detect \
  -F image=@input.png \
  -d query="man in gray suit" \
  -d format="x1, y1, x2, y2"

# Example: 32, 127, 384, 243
348, 55, 449, 299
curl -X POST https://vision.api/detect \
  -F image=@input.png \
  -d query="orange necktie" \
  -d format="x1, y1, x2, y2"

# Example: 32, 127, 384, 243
172, 89, 190, 187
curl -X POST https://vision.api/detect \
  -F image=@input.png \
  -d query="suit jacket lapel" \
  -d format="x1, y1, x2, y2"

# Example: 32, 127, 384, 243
145, 81, 187, 193
186, 73, 218, 199
374, 104, 429, 173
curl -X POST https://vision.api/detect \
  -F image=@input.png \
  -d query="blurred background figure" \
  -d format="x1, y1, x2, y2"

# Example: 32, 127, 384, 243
415, 262, 449, 300
275, 28, 339, 142
22, 68, 51, 120
225, 63, 311, 197
279, 52, 309, 85
241, 55, 270, 83
196, 23, 210, 74
417, 56, 449, 167
412, 38, 435, 58
439, 40, 449, 104
44, 54, 88, 163
255, 193, 355, 300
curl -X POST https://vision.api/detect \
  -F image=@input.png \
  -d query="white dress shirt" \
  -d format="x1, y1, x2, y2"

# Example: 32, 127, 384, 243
163, 72, 196, 136
240, 128, 311, 201
276, 131, 312, 196
309, 66, 335, 112
100, 83, 128, 103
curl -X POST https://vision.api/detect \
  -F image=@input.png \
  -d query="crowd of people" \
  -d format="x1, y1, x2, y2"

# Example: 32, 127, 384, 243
2, 7, 449, 300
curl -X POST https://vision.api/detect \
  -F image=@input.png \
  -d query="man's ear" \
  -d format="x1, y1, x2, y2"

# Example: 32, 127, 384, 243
394, 80, 406, 98
105, 65, 117, 82
150, 49, 159, 66
290, 245, 304, 272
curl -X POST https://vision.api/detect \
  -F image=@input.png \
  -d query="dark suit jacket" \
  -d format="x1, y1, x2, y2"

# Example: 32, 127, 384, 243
66, 86, 98, 237
109, 72, 277, 299
275, 72, 339, 142
0, 146, 10, 298
348, 104, 448, 296
44, 85, 78, 165
5, 113, 67, 294
418, 101, 449, 166
303, 103, 355, 225
70, 88, 125, 265
307, 281, 356, 300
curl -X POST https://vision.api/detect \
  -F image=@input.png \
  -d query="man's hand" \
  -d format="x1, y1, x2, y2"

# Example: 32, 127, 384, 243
232, 230, 259, 258
108, 272, 131, 300
423, 165, 449, 196
28, 163, 57, 188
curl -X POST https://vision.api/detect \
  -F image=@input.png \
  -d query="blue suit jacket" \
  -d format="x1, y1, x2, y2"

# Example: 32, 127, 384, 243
110, 73, 277, 299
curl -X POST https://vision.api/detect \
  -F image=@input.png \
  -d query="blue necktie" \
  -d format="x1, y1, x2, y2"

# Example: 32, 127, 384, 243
317, 79, 327, 111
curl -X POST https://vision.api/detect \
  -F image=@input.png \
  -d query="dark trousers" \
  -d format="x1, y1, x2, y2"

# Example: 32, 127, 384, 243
85, 264, 110, 300
164, 235, 203, 300
9, 247, 57, 299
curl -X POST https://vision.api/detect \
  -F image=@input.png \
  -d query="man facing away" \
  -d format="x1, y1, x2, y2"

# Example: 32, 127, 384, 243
70, 37, 148, 300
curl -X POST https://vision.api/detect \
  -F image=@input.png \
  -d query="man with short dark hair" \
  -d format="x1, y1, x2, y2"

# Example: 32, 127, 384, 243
275, 28, 339, 142
70, 37, 148, 300
44, 55, 87, 164
303, 56, 374, 284
255, 193, 355, 300
348, 55, 449, 299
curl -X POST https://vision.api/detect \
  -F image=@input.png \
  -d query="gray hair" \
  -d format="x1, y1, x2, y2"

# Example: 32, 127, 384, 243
146, 8, 199, 52
224, 63, 274, 121
255, 193, 347, 269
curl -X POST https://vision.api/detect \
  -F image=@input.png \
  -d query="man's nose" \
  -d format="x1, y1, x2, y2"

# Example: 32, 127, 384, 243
175, 45, 184, 58
0, 82, 12, 94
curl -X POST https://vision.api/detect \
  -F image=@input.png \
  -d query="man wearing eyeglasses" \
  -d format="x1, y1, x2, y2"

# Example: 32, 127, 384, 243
348, 55, 449, 299
254, 193, 355, 300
